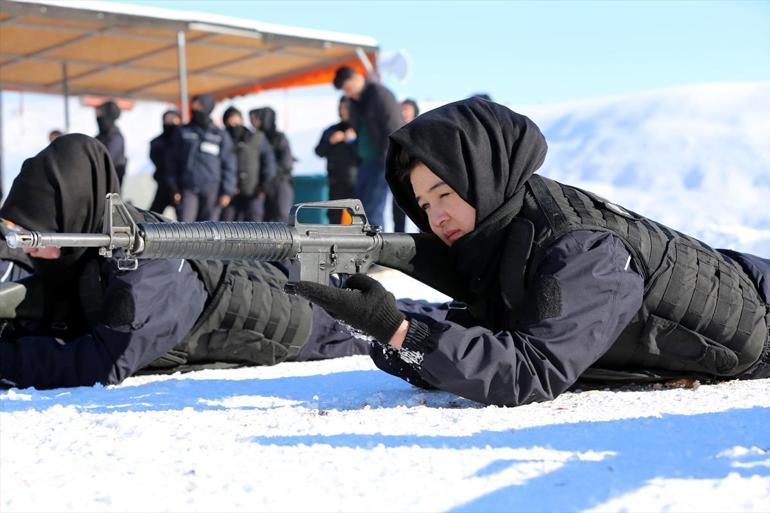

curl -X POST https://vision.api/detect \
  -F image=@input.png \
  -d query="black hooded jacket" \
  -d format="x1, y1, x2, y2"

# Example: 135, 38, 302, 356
95, 101, 127, 184
223, 107, 277, 196
0, 135, 208, 389
0, 135, 326, 390
378, 98, 769, 406
250, 107, 294, 178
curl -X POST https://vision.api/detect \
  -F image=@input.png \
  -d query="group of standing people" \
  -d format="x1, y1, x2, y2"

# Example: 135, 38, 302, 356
146, 95, 296, 223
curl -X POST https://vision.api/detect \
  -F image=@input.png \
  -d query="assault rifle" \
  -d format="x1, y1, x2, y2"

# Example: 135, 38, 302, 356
4, 193, 463, 298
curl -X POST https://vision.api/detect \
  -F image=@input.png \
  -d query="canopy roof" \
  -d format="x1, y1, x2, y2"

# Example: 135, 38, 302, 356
0, 0, 378, 102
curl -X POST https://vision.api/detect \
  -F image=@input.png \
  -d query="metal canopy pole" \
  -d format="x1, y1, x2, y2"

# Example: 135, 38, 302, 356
62, 61, 70, 132
0, 90, 4, 201
177, 30, 189, 123
355, 47, 376, 80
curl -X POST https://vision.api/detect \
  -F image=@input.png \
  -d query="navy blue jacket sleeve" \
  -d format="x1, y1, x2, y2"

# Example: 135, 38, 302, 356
385, 231, 644, 406
219, 130, 238, 197
275, 134, 294, 175
315, 126, 334, 158
259, 136, 278, 186
0, 258, 207, 389
164, 130, 185, 194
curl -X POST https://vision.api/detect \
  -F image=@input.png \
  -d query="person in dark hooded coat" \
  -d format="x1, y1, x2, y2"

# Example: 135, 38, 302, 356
149, 110, 181, 215
314, 97, 359, 224
293, 97, 770, 407
249, 107, 294, 223
220, 106, 277, 222
95, 100, 127, 186
167, 94, 237, 222
0, 135, 368, 390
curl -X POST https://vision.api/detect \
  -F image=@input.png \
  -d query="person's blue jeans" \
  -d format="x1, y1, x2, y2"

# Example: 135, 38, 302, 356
354, 159, 388, 227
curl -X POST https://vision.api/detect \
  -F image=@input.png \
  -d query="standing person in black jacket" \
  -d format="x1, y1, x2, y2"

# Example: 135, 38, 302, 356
148, 110, 181, 215
221, 106, 277, 222
315, 97, 359, 224
293, 98, 770, 406
0, 135, 369, 390
94, 100, 127, 187
333, 66, 402, 228
168, 95, 237, 222
250, 107, 294, 223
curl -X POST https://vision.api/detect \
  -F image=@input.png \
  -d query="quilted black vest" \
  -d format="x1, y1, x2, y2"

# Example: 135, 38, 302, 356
518, 175, 767, 377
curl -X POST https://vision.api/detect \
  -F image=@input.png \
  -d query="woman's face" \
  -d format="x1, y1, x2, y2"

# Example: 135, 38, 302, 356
410, 162, 476, 246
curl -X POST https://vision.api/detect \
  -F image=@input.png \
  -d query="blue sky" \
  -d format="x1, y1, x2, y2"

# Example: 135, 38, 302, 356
118, 0, 770, 104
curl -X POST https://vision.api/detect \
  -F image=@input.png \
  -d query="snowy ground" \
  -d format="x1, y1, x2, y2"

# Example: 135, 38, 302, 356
2, 356, 769, 513
2, 271, 769, 513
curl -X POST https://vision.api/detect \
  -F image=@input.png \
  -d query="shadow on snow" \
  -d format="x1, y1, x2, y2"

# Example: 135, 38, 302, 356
249, 407, 770, 513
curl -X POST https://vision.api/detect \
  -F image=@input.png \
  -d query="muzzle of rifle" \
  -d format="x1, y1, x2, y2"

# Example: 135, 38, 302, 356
5, 231, 115, 249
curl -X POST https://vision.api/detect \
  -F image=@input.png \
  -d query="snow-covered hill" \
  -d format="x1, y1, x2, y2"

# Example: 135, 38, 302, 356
523, 82, 770, 256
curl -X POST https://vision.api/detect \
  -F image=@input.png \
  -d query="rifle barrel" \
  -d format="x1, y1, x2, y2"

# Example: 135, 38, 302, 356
6, 232, 114, 248
139, 221, 297, 261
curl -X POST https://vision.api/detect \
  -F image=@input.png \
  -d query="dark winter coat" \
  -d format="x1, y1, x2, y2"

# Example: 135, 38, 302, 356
228, 126, 277, 196
315, 121, 358, 191
349, 81, 402, 162
149, 127, 177, 183
95, 127, 127, 183
251, 108, 294, 179
167, 122, 237, 196
378, 98, 770, 406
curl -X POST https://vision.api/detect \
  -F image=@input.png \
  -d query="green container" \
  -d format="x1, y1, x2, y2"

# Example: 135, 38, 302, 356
293, 174, 329, 224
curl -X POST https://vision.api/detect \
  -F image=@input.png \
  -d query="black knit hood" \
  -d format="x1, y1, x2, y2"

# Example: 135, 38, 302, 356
385, 97, 547, 235
250, 107, 277, 135
385, 98, 548, 296
0, 134, 120, 279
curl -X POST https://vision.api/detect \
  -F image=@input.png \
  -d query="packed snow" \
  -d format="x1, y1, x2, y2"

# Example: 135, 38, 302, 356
1, 82, 769, 511
1, 349, 769, 512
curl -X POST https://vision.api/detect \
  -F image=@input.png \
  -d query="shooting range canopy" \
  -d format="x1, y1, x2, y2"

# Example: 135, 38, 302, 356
0, 0, 378, 101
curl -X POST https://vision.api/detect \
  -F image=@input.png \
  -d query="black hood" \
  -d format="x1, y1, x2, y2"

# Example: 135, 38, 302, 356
192, 94, 216, 115
250, 107, 277, 134
385, 97, 547, 234
222, 105, 242, 126
99, 100, 121, 121
385, 98, 548, 302
0, 134, 120, 278
96, 100, 121, 135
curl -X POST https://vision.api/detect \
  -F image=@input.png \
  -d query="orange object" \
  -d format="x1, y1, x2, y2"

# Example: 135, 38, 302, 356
340, 209, 353, 225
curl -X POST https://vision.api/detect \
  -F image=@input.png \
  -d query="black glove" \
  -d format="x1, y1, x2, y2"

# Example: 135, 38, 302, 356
293, 274, 405, 345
